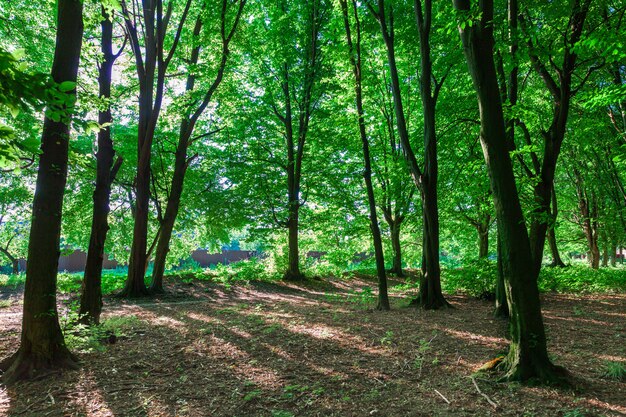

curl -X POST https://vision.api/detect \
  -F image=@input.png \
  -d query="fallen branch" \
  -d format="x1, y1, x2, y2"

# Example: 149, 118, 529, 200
434, 389, 450, 404
471, 377, 498, 409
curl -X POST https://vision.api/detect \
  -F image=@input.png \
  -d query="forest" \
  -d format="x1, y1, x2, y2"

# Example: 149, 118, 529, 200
0, 0, 625, 415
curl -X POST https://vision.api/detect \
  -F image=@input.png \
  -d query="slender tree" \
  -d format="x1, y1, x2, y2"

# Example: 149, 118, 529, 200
340, 0, 390, 310
79, 6, 124, 324
150, 0, 246, 293
370, 0, 449, 308
0, 0, 83, 384
120, 0, 192, 297
454, 0, 566, 382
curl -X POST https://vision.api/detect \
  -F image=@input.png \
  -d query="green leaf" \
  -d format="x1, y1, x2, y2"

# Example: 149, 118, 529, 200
58, 81, 76, 93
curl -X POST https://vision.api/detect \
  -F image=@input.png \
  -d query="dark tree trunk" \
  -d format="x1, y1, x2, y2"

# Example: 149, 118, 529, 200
413, 0, 449, 309
121, 0, 193, 297
478, 221, 489, 259
494, 228, 509, 318
454, 0, 565, 383
150, 149, 187, 293
0, 247, 18, 275
150, 2, 244, 293
79, 8, 123, 324
523, 0, 592, 277
0, 0, 83, 384
372, 0, 448, 308
547, 185, 566, 267
340, 0, 389, 310
547, 227, 565, 267
284, 197, 303, 280
387, 219, 404, 276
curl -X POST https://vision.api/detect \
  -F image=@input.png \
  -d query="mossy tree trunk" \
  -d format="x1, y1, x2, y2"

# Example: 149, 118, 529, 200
454, 0, 566, 383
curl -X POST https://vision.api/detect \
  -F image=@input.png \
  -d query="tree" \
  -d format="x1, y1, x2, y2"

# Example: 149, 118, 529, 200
370, 0, 449, 309
150, 0, 246, 293
79, 5, 125, 324
339, 0, 390, 310
0, 0, 83, 384
120, 0, 193, 297
454, 0, 566, 383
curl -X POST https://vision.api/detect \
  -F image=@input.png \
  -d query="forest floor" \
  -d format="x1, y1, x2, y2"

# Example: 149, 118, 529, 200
0, 274, 624, 417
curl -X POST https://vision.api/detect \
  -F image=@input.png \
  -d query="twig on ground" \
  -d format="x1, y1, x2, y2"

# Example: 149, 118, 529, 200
434, 389, 450, 404
471, 377, 498, 409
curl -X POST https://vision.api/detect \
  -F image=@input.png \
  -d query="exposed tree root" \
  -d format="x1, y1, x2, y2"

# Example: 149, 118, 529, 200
409, 294, 453, 310
283, 271, 306, 282
0, 348, 79, 386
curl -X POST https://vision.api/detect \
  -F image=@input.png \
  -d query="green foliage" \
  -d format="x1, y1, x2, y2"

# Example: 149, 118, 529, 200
538, 265, 626, 293
441, 259, 497, 298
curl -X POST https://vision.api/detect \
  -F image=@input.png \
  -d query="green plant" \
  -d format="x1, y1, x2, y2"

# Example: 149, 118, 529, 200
602, 360, 626, 381
380, 330, 394, 346
0, 299, 11, 308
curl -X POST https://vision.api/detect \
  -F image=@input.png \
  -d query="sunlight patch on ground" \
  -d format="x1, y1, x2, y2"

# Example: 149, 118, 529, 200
542, 314, 610, 326
439, 328, 507, 348
582, 397, 626, 415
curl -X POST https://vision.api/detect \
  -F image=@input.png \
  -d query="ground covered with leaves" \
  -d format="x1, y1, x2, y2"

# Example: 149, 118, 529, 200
0, 275, 624, 416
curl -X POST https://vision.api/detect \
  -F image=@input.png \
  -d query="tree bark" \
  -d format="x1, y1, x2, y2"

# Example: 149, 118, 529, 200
121, 0, 193, 297
477, 219, 489, 259
454, 0, 565, 383
371, 0, 448, 308
340, 0, 389, 310
79, 7, 123, 324
0, 0, 83, 384
494, 228, 509, 318
387, 218, 404, 276
0, 247, 18, 275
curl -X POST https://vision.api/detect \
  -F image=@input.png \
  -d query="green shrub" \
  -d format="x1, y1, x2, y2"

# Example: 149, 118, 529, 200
539, 265, 626, 293
441, 258, 497, 298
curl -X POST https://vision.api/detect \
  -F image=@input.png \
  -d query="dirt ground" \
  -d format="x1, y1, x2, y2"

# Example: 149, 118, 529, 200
0, 276, 624, 417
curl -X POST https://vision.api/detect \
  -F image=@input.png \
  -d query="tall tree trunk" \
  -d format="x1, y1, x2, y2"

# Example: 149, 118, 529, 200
121, 0, 193, 297
340, 0, 389, 311
150, 149, 187, 293
0, 0, 83, 384
150, 2, 245, 293
371, 0, 448, 308
284, 195, 303, 280
79, 7, 123, 324
524, 0, 592, 276
454, 0, 565, 383
413, 0, 448, 309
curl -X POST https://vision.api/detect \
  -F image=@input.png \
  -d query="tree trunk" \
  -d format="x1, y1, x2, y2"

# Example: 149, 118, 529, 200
120, 0, 193, 297
0, 0, 83, 384
340, 0, 389, 310
79, 8, 122, 324
0, 247, 18, 275
547, 227, 565, 267
455, 0, 565, 383
150, 148, 187, 293
284, 200, 303, 281
478, 222, 489, 259
412, 0, 449, 309
388, 219, 404, 276
494, 228, 509, 318
610, 243, 617, 267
